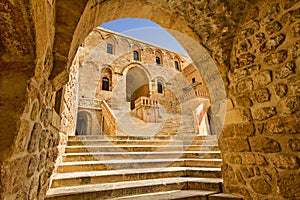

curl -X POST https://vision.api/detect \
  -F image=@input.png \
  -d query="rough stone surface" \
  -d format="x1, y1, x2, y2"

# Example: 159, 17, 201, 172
250, 178, 272, 195
277, 172, 300, 199
270, 154, 300, 170
244, 153, 268, 166
249, 137, 281, 153
252, 107, 277, 121
288, 138, 300, 152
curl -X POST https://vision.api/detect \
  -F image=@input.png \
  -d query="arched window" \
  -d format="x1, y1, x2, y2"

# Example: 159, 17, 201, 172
156, 57, 161, 65
102, 77, 109, 91
133, 51, 139, 61
107, 43, 113, 54
157, 82, 163, 93
175, 61, 179, 71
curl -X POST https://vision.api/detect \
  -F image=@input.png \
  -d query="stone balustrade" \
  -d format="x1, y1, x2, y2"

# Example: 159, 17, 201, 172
178, 86, 209, 103
133, 96, 160, 123
135, 96, 159, 108
101, 100, 117, 135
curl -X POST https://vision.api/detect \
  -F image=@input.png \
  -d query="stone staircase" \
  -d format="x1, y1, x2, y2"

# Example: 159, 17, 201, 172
45, 134, 242, 200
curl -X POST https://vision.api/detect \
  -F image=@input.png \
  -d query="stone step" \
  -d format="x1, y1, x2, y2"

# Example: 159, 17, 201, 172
67, 140, 185, 146
45, 177, 223, 200
111, 190, 219, 200
51, 167, 222, 188
57, 158, 222, 173
64, 145, 221, 153
62, 151, 220, 162
68, 135, 218, 141
67, 140, 218, 147
209, 193, 243, 200
69, 135, 173, 141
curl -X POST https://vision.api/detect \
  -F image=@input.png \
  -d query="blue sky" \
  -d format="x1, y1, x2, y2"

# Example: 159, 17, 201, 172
100, 18, 187, 54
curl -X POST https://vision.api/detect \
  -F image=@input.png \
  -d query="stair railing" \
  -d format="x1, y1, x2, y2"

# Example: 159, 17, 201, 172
101, 100, 118, 135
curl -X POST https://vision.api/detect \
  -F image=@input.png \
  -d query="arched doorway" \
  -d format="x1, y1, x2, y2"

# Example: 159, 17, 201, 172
75, 111, 92, 135
126, 66, 150, 110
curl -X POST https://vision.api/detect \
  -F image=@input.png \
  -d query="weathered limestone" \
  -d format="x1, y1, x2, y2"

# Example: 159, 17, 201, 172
45, 134, 226, 199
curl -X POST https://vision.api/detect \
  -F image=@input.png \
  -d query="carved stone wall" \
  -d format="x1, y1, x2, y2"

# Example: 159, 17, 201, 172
221, 2, 300, 199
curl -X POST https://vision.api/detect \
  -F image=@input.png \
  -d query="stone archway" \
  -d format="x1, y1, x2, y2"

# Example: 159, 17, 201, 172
126, 66, 150, 110
1, 1, 300, 200
75, 111, 92, 135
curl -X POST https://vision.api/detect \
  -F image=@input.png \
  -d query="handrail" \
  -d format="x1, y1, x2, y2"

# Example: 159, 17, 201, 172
178, 87, 209, 103
134, 96, 159, 108
101, 100, 117, 135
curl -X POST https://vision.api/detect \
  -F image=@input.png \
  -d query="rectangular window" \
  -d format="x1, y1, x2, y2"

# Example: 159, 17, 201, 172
157, 82, 163, 93
156, 57, 161, 65
134, 51, 139, 61
107, 43, 113, 54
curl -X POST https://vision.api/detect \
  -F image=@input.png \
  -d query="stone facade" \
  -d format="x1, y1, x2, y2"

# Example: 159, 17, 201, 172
74, 28, 209, 136
0, 0, 299, 200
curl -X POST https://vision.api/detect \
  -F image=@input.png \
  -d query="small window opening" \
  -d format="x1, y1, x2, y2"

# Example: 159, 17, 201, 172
156, 57, 161, 65
107, 43, 113, 54
133, 51, 139, 61
157, 82, 163, 93
102, 77, 109, 91
175, 61, 179, 70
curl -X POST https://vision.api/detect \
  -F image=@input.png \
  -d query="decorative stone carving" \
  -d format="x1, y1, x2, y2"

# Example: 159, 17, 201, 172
281, 96, 300, 114
263, 50, 287, 65
254, 33, 265, 46
265, 21, 282, 35
254, 70, 272, 87
275, 83, 288, 97
275, 61, 296, 79
232, 64, 260, 80
291, 40, 300, 59
280, 7, 300, 25
288, 138, 300, 152
236, 78, 253, 93
292, 22, 300, 37
254, 88, 270, 103
253, 106, 276, 120
238, 39, 252, 53
260, 34, 286, 53
263, 3, 280, 23
240, 28, 255, 39
238, 53, 256, 67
